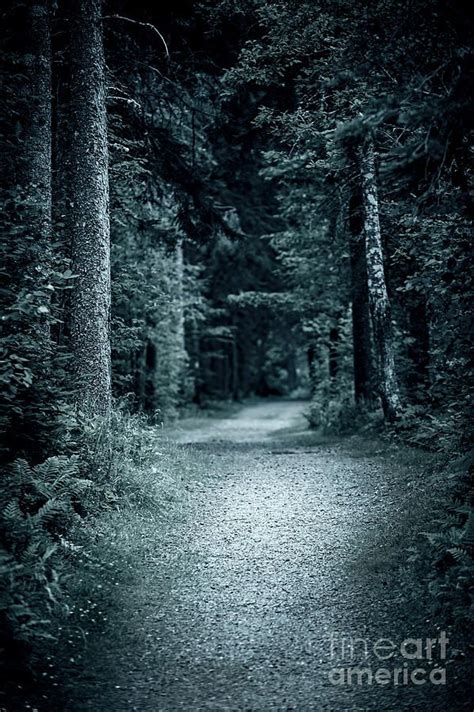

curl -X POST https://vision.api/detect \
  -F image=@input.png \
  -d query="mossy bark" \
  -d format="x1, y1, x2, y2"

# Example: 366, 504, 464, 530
68, 0, 111, 417
18, 0, 52, 339
359, 137, 401, 421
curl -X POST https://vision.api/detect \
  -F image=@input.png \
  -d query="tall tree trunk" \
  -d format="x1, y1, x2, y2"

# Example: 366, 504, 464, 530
19, 0, 52, 338
231, 313, 240, 400
187, 313, 201, 404
328, 323, 340, 385
222, 353, 230, 398
175, 238, 187, 399
348, 189, 373, 404
68, 0, 111, 417
51, 0, 72, 347
359, 137, 401, 421
144, 340, 157, 412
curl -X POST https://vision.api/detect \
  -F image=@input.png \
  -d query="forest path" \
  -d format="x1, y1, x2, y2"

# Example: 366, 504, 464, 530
64, 399, 467, 711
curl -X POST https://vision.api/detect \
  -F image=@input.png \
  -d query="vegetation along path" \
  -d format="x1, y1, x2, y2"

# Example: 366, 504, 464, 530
61, 400, 469, 711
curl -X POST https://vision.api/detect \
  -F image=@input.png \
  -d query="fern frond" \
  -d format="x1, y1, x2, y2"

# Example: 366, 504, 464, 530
3, 498, 23, 521
30, 499, 69, 528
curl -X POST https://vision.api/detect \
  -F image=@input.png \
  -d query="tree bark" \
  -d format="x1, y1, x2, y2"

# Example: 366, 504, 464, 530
328, 323, 340, 384
348, 189, 374, 404
18, 0, 52, 339
68, 0, 111, 417
359, 137, 401, 421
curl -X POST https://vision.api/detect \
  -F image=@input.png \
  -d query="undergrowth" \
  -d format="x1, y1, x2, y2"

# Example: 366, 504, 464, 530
422, 454, 474, 630
306, 393, 474, 634
304, 395, 383, 435
0, 405, 187, 708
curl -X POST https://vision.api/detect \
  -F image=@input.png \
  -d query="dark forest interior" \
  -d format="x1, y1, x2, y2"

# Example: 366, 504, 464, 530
0, 0, 473, 709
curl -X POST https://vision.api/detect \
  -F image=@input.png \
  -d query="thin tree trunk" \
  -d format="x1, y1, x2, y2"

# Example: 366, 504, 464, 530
231, 313, 239, 400
175, 238, 186, 399
187, 313, 201, 404
68, 0, 111, 417
328, 324, 340, 384
359, 136, 401, 421
348, 189, 373, 404
223, 353, 230, 397
144, 340, 157, 412
307, 339, 320, 397
239, 339, 250, 398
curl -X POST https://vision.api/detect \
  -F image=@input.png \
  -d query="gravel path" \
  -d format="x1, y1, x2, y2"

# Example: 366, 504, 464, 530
61, 400, 471, 711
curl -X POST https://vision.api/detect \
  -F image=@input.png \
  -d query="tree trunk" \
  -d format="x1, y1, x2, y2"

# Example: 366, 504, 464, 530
307, 340, 319, 397
223, 353, 230, 398
68, 0, 111, 417
187, 313, 201, 404
144, 340, 157, 412
231, 313, 240, 400
328, 323, 340, 385
19, 0, 52, 339
348, 189, 374, 404
359, 137, 401, 421
175, 238, 187, 399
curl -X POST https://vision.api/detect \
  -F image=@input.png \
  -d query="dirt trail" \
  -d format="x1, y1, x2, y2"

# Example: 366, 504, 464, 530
61, 400, 469, 711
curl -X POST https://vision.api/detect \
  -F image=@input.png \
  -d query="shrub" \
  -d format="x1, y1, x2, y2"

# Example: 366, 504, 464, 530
423, 456, 474, 627
0, 456, 94, 679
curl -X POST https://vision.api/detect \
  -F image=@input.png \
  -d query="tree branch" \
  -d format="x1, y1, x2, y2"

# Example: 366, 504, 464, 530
103, 14, 170, 59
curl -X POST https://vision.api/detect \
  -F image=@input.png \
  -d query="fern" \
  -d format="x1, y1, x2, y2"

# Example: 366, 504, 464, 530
3, 498, 23, 522
0, 453, 98, 664
30, 498, 69, 527
424, 469, 474, 625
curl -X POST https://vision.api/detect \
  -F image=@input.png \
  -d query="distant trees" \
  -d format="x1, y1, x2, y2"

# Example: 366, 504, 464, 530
214, 0, 472, 436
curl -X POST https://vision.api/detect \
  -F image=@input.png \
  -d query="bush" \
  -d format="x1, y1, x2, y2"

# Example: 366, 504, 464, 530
0, 402, 187, 695
424, 456, 474, 627
391, 403, 471, 453
305, 395, 381, 435
0, 456, 94, 679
